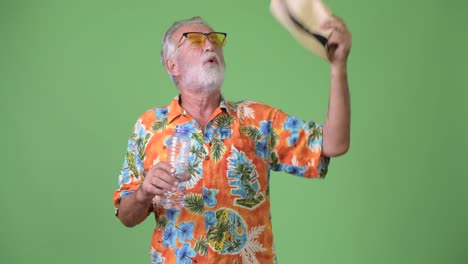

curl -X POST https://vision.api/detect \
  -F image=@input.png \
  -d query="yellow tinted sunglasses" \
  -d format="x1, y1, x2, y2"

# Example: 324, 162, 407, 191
178, 32, 227, 48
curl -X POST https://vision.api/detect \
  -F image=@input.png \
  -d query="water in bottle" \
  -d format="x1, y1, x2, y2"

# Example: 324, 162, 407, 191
160, 127, 191, 209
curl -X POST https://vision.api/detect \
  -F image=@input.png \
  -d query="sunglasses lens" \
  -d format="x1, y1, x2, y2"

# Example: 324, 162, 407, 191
186, 33, 206, 46
183, 32, 227, 47
208, 33, 226, 47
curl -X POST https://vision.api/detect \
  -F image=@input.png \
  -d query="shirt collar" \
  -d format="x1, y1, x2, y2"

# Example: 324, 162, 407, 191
166, 94, 234, 124
220, 94, 235, 115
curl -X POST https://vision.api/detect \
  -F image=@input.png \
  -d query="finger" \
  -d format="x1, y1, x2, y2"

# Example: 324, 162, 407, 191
326, 32, 341, 49
140, 179, 167, 197
327, 32, 343, 46
150, 174, 179, 192
142, 176, 177, 197
142, 165, 177, 191
328, 28, 352, 45
177, 173, 192, 182
321, 17, 348, 33
150, 161, 175, 174
143, 184, 167, 197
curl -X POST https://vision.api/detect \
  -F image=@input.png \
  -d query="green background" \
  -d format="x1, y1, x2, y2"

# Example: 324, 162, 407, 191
1, 0, 467, 263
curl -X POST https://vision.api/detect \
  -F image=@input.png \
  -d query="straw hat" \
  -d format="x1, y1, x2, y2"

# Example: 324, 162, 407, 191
270, 0, 333, 61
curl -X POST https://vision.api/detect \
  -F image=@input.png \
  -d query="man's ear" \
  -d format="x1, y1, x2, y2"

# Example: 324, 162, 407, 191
165, 59, 180, 77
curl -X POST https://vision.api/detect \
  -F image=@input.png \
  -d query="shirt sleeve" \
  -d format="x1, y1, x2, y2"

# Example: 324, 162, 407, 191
113, 119, 147, 213
269, 109, 330, 178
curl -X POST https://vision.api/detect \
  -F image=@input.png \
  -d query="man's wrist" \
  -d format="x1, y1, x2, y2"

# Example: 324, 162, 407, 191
331, 62, 347, 75
135, 187, 153, 205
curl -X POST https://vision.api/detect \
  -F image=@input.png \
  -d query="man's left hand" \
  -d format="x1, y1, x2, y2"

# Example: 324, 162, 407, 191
321, 15, 352, 66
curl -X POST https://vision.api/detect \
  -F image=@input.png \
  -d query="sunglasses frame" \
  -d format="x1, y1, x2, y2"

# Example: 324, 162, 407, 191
178, 32, 227, 48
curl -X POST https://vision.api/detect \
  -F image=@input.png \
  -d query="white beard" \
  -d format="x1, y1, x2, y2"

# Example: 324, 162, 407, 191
178, 53, 225, 93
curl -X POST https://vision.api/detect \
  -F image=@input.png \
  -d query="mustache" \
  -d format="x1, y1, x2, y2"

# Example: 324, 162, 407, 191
201, 52, 222, 63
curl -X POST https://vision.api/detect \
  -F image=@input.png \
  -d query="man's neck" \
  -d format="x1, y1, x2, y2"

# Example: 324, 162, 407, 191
179, 89, 221, 129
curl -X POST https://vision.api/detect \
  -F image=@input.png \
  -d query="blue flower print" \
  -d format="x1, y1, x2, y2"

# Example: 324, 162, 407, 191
255, 140, 268, 160
134, 152, 144, 170
175, 243, 196, 264
283, 116, 303, 146
177, 222, 194, 243
204, 211, 218, 229
175, 122, 197, 136
216, 127, 232, 139
203, 187, 218, 207
162, 223, 177, 248
283, 116, 303, 133
163, 135, 172, 148
204, 126, 215, 142
120, 168, 131, 184
151, 248, 166, 264
260, 121, 272, 135
165, 209, 180, 223
284, 164, 307, 176
287, 133, 299, 146
137, 123, 147, 138
154, 107, 169, 119
270, 163, 285, 171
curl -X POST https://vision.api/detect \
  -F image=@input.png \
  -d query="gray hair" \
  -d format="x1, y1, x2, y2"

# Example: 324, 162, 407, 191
160, 16, 212, 83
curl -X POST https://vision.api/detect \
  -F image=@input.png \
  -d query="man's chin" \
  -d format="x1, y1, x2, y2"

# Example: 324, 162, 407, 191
180, 67, 225, 93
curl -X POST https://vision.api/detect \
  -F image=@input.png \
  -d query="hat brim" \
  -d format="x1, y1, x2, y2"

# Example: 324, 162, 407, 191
270, 0, 333, 61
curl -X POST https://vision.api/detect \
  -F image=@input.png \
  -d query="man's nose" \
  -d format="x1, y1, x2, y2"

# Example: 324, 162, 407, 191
203, 36, 215, 52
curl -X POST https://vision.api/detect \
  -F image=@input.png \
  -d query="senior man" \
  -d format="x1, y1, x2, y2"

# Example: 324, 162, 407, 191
114, 15, 351, 264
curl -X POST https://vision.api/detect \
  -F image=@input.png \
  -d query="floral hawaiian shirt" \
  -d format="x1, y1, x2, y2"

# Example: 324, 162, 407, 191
113, 95, 330, 264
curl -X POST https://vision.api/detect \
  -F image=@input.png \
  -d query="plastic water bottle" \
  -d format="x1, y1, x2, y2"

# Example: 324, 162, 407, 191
160, 126, 191, 209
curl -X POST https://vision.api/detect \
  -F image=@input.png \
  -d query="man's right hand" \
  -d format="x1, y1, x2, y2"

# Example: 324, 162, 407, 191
118, 161, 194, 227
135, 162, 179, 203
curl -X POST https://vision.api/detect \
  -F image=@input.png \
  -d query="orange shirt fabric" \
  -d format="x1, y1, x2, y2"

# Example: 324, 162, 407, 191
113, 95, 330, 264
